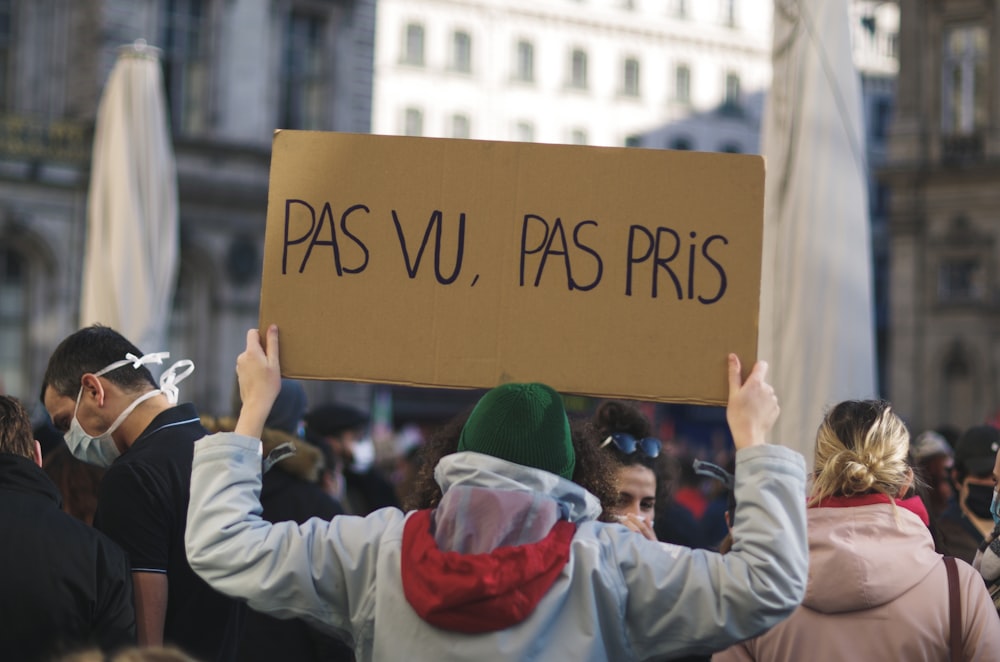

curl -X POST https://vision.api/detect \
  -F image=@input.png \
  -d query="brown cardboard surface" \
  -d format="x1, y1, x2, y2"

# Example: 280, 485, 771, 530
259, 131, 764, 405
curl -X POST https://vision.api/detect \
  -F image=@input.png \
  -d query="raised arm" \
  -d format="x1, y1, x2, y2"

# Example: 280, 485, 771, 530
620, 353, 807, 660
233, 325, 283, 439
726, 353, 779, 450
185, 326, 403, 642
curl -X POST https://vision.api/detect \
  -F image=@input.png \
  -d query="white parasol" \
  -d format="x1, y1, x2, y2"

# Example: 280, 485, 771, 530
758, 0, 877, 460
80, 39, 178, 353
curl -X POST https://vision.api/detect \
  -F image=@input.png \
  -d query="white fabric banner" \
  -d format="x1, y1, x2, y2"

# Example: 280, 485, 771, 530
81, 43, 178, 353
759, 0, 877, 462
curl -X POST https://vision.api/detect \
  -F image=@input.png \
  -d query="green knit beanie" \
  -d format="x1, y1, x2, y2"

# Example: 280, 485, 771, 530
457, 383, 575, 480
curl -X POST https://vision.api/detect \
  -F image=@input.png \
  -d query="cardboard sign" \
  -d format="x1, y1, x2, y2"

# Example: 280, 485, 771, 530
259, 131, 764, 405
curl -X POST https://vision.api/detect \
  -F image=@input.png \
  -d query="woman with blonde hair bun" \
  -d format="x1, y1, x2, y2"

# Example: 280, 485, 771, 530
714, 400, 1000, 662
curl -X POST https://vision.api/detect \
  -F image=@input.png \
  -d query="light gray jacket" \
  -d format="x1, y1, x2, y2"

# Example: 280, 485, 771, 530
185, 435, 808, 661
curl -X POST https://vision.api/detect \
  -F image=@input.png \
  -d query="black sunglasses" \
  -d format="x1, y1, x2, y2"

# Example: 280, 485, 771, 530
599, 432, 661, 458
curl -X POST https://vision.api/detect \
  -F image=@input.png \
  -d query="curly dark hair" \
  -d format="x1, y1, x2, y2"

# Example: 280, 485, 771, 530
588, 400, 680, 515
403, 407, 619, 522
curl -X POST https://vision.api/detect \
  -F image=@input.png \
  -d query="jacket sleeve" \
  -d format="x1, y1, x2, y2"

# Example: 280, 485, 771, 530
93, 536, 137, 651
611, 444, 808, 660
959, 562, 1000, 661
184, 432, 404, 641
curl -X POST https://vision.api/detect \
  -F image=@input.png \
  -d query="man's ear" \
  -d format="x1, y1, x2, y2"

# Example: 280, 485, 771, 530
79, 373, 107, 407
32, 440, 43, 468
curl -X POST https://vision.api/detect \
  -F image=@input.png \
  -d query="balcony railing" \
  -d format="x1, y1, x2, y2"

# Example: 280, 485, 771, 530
941, 132, 984, 165
0, 114, 91, 164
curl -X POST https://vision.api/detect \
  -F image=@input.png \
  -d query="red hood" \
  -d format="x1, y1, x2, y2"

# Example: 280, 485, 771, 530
400, 508, 575, 633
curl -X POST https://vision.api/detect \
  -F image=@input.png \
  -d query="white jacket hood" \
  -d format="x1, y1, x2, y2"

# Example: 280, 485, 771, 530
804, 503, 939, 613
435, 452, 603, 521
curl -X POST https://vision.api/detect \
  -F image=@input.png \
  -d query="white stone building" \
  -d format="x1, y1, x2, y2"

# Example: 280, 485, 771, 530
371, 0, 773, 150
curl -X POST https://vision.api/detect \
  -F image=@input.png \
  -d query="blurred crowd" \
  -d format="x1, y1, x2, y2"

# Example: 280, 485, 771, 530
2, 324, 999, 661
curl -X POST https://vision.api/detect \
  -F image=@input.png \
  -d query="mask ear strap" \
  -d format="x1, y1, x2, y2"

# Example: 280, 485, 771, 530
159, 360, 194, 405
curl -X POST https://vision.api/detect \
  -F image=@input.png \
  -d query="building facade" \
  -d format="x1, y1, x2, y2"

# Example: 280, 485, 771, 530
0, 0, 376, 417
638, 0, 900, 392
883, 0, 1000, 432
372, 0, 773, 149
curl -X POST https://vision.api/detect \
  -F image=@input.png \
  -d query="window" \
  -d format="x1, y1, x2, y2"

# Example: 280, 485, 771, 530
450, 113, 470, 139
515, 40, 534, 82
403, 23, 424, 66
451, 30, 471, 73
162, 0, 210, 135
0, 247, 26, 397
871, 183, 890, 217
942, 341, 977, 428
942, 24, 988, 135
871, 98, 892, 141
721, 0, 737, 27
404, 107, 423, 136
168, 248, 214, 408
0, 0, 12, 111
937, 258, 982, 302
721, 72, 741, 113
669, 136, 693, 150
570, 128, 588, 145
674, 64, 691, 104
623, 58, 640, 97
515, 121, 534, 142
569, 49, 588, 89
280, 11, 326, 130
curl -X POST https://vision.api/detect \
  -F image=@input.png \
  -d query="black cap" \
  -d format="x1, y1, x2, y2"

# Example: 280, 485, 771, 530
304, 402, 368, 437
955, 425, 1000, 477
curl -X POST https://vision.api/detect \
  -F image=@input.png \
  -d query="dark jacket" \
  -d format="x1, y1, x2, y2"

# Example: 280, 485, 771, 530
934, 497, 984, 564
0, 453, 135, 660
201, 418, 354, 662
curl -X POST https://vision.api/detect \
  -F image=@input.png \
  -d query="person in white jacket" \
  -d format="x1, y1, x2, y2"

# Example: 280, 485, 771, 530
185, 325, 809, 661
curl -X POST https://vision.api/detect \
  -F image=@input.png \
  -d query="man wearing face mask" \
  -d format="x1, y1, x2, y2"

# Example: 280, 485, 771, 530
934, 425, 1000, 564
304, 401, 399, 516
41, 325, 244, 661
971, 446, 1000, 616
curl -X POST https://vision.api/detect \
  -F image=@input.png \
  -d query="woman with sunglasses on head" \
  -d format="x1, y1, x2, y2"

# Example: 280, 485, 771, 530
590, 401, 702, 546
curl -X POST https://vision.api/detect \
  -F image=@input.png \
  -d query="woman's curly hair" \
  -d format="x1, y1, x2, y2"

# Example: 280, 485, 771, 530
588, 400, 680, 515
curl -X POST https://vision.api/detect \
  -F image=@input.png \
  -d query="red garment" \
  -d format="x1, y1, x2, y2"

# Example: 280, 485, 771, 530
400, 508, 576, 634
674, 486, 709, 520
811, 493, 930, 526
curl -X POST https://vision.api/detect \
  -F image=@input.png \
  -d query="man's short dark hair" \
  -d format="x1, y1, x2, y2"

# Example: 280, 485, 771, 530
42, 325, 157, 400
0, 396, 35, 459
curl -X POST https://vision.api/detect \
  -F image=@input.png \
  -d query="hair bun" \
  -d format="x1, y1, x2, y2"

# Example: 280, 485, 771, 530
593, 401, 650, 438
840, 457, 877, 495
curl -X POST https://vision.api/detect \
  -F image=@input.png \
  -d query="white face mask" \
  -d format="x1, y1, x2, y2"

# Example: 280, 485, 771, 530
65, 388, 160, 467
350, 437, 376, 473
63, 352, 194, 467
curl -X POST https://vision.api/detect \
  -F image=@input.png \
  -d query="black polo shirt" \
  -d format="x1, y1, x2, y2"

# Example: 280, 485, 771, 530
95, 404, 243, 661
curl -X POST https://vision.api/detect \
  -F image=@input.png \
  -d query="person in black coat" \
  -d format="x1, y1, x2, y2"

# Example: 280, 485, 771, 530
0, 395, 135, 660
207, 379, 354, 661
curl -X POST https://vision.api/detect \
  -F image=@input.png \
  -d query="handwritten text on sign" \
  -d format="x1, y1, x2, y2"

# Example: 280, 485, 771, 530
259, 131, 764, 405
282, 203, 729, 303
